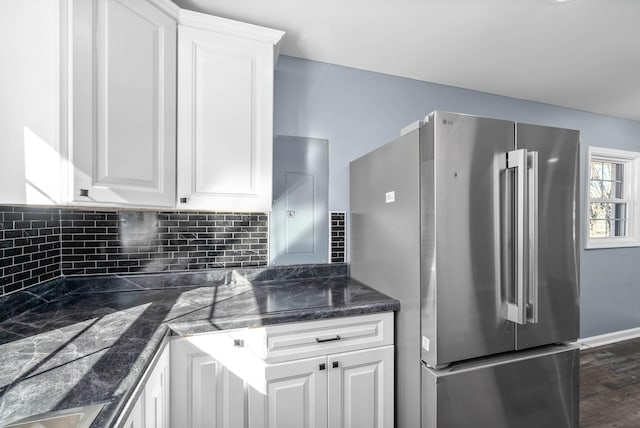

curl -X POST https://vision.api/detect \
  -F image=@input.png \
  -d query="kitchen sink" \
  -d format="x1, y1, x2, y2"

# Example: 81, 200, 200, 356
2, 403, 105, 428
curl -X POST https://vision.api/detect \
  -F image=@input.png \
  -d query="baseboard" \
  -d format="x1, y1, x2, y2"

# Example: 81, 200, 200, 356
579, 327, 640, 349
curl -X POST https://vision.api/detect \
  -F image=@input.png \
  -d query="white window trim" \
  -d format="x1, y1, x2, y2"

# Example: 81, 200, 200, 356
586, 146, 640, 249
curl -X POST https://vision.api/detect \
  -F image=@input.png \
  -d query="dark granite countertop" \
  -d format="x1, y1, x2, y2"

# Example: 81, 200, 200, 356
0, 264, 399, 427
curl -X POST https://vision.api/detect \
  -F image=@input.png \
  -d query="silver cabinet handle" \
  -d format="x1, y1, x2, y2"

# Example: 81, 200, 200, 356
506, 149, 527, 325
527, 151, 539, 324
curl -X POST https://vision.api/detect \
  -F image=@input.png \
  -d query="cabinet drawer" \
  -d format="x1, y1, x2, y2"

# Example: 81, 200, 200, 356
232, 312, 393, 363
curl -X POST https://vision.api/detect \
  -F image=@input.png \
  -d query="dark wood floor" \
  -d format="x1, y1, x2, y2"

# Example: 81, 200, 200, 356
581, 338, 640, 427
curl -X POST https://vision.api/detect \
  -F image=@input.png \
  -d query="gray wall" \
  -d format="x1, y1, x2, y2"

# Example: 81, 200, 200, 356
274, 55, 640, 338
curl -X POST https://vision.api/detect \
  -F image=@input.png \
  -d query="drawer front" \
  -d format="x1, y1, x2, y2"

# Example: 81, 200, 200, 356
235, 312, 394, 363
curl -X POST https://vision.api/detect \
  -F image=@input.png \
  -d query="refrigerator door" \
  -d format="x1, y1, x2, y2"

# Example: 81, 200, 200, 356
515, 123, 580, 349
421, 344, 580, 428
421, 112, 515, 368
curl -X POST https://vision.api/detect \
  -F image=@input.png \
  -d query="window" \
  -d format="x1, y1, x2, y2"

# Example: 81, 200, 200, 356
586, 146, 640, 249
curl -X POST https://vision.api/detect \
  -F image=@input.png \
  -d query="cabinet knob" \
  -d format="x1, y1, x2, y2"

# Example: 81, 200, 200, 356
79, 188, 89, 197
233, 339, 244, 347
332, 361, 339, 368
319, 363, 326, 371
179, 197, 188, 204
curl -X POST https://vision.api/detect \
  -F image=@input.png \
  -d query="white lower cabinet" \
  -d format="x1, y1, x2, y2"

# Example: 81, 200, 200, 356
121, 343, 170, 428
249, 346, 394, 428
255, 356, 328, 428
144, 347, 170, 428
327, 346, 394, 428
171, 333, 248, 428
122, 396, 144, 428
170, 313, 394, 428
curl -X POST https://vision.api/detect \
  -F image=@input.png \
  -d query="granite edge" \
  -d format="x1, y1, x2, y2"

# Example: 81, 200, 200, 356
167, 300, 401, 336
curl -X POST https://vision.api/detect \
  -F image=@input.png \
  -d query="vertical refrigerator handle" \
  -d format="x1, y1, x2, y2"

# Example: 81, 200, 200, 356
527, 151, 539, 324
506, 149, 527, 325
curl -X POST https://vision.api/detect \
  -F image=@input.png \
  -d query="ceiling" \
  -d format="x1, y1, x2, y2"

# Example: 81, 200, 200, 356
175, 0, 640, 122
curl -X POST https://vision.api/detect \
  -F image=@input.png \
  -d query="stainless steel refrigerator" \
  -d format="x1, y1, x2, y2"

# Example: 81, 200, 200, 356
350, 111, 580, 428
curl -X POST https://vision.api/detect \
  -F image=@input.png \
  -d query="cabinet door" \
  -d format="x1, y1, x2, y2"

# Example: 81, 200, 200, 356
171, 337, 248, 428
252, 356, 327, 428
122, 395, 144, 428
327, 346, 394, 428
0, 0, 62, 205
177, 25, 274, 211
144, 345, 170, 428
71, 0, 176, 207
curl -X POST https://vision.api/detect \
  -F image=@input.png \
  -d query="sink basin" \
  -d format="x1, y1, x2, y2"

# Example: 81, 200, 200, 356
2, 403, 105, 428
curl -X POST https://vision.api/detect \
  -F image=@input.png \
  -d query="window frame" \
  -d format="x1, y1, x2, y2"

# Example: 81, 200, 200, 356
586, 146, 640, 249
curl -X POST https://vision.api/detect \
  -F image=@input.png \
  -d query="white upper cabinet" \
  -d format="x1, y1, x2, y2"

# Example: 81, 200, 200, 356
0, 0, 63, 205
176, 12, 284, 211
69, 0, 177, 207
2, 1, 283, 210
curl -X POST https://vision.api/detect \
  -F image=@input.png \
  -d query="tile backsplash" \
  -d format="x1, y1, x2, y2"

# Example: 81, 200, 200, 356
0, 206, 268, 296
330, 211, 346, 263
0, 206, 61, 294
61, 210, 268, 275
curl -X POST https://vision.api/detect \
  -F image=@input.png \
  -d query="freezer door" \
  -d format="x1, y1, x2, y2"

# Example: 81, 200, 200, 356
421, 345, 579, 428
515, 123, 580, 348
421, 112, 515, 367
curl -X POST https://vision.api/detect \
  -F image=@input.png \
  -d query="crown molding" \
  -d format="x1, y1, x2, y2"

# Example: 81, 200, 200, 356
178, 9, 284, 45
147, 0, 180, 20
